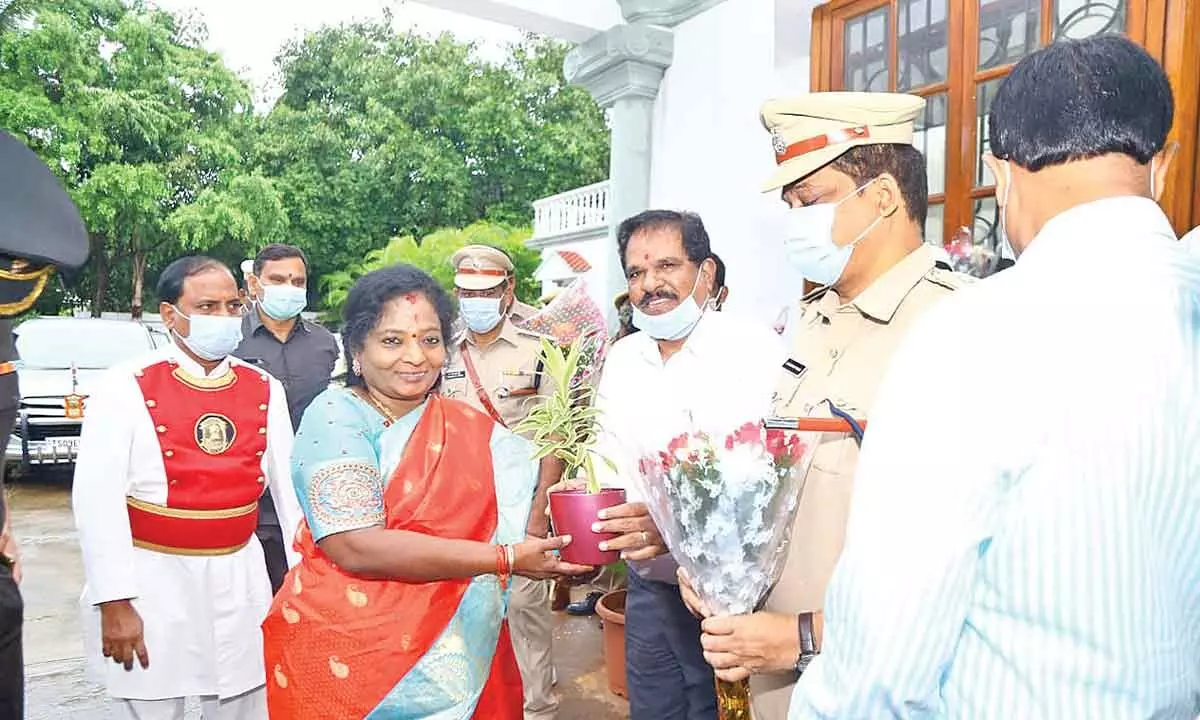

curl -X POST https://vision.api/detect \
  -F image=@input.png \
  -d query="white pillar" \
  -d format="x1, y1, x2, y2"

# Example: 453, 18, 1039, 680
564, 24, 673, 321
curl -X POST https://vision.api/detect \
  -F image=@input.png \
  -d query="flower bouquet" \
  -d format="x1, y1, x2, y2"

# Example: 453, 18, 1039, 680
636, 421, 820, 720
945, 225, 1000, 278
514, 278, 609, 389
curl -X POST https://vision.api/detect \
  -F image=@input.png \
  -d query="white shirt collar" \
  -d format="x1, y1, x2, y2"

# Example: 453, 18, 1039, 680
1020, 196, 1176, 266
629, 310, 725, 366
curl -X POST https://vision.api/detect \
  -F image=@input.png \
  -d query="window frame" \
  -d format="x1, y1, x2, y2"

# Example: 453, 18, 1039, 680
810, 0, 1200, 240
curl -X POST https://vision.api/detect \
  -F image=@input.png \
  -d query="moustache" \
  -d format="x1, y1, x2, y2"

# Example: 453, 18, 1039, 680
637, 290, 678, 309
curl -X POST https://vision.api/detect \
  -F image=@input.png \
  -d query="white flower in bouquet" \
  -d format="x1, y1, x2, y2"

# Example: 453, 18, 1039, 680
637, 422, 818, 616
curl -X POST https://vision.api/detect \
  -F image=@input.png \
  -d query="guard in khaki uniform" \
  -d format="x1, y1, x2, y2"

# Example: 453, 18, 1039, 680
442, 245, 560, 720
684, 93, 973, 720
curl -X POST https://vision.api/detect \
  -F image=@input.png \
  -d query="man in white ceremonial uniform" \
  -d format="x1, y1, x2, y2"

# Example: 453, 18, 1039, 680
73, 256, 302, 720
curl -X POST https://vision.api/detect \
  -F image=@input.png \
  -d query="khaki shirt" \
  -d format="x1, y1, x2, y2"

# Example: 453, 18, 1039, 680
441, 317, 557, 436
750, 245, 973, 719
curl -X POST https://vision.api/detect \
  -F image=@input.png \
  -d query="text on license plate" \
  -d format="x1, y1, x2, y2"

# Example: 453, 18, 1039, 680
48, 437, 80, 454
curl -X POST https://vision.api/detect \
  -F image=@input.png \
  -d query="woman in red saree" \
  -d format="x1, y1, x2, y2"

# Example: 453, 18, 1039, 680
262, 266, 589, 719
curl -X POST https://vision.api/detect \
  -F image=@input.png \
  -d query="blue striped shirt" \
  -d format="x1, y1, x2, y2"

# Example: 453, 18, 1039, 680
790, 197, 1200, 719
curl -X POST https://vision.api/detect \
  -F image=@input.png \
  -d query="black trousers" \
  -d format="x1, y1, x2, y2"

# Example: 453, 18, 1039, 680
0, 402, 22, 720
0, 563, 21, 720
624, 571, 717, 720
255, 490, 287, 595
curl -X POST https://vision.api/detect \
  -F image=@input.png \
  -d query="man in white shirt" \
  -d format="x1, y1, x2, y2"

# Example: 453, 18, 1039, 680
789, 35, 1198, 719
585, 210, 785, 719
73, 256, 302, 720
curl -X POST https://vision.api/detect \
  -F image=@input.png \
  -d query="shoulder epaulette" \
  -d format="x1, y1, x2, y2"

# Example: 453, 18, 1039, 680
924, 267, 976, 292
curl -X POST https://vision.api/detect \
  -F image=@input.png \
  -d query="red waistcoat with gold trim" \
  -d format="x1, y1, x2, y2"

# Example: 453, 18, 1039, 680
127, 359, 271, 555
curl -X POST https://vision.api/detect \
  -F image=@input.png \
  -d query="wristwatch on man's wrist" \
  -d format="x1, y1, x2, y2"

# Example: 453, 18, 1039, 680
793, 612, 820, 675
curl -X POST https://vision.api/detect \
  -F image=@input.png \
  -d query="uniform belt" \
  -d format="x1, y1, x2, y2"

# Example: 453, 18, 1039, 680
0, 362, 15, 376
126, 497, 259, 556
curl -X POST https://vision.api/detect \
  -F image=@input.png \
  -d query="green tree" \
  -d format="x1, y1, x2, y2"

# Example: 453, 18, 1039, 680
321, 222, 542, 321
0, 0, 265, 316
256, 19, 609, 295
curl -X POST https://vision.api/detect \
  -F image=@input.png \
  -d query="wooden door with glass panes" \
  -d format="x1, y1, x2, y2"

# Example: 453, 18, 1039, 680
809, 0, 1200, 243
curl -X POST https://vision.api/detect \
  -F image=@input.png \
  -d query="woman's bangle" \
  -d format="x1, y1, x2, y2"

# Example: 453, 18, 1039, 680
495, 544, 512, 590
505, 544, 516, 580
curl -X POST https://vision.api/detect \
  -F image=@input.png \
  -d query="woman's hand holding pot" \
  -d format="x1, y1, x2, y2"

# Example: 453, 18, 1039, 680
512, 535, 593, 580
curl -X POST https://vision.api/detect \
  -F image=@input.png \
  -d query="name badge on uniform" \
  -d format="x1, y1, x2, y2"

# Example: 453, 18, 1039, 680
782, 358, 807, 379
444, 369, 466, 381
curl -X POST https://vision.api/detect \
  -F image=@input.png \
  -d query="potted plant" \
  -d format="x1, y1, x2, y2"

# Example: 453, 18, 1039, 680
514, 336, 624, 567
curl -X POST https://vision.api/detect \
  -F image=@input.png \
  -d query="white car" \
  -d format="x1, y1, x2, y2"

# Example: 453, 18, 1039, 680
6, 317, 163, 472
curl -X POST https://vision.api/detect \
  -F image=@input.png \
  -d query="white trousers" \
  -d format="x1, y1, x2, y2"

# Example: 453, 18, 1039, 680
112, 686, 266, 720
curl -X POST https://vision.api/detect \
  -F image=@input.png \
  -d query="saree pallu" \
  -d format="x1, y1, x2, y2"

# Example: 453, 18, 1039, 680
263, 393, 529, 719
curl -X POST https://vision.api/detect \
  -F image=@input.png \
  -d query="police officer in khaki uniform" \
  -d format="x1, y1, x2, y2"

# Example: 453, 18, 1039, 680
681, 92, 974, 720
442, 245, 561, 720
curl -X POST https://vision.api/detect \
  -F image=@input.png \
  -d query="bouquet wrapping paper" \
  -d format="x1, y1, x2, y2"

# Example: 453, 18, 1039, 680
637, 422, 820, 719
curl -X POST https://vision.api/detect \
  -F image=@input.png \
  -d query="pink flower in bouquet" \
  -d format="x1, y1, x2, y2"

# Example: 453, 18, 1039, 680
551, 321, 580, 342
667, 433, 691, 456
728, 422, 763, 450
764, 428, 788, 457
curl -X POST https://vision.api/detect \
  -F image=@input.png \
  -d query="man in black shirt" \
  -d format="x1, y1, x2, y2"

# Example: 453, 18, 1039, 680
233, 244, 338, 593
0, 129, 90, 719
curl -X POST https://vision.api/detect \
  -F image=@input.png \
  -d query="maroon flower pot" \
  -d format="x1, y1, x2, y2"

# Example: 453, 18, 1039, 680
549, 488, 627, 566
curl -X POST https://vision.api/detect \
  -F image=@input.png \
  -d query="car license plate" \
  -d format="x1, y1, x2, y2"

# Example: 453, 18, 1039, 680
48, 437, 79, 455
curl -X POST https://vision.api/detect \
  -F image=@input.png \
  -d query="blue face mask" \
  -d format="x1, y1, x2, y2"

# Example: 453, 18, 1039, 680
631, 270, 707, 341
173, 307, 243, 361
782, 178, 883, 286
459, 297, 505, 333
259, 284, 307, 320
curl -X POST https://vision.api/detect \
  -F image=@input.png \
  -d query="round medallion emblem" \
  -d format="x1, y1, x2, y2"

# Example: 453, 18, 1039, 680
194, 413, 237, 455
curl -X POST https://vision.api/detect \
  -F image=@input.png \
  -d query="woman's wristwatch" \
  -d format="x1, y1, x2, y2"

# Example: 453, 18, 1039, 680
793, 612, 821, 675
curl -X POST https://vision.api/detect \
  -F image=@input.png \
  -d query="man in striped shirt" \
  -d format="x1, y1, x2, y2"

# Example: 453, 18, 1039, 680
790, 36, 1199, 719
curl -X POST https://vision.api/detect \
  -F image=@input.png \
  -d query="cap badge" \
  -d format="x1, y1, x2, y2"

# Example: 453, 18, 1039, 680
771, 129, 790, 156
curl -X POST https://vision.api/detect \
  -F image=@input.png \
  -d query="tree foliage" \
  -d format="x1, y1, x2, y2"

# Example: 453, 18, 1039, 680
1, 1, 609, 318
256, 18, 609, 298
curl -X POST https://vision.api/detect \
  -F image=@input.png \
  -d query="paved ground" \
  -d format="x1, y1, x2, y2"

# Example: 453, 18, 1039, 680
9, 477, 628, 719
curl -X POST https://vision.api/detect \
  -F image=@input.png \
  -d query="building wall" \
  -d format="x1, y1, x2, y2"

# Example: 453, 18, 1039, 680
646, 0, 821, 326
532, 235, 615, 316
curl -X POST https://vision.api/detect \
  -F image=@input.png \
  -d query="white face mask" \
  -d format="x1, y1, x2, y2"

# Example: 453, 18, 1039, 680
172, 307, 243, 361
459, 296, 505, 334
631, 269, 708, 341
258, 284, 307, 320
782, 178, 883, 286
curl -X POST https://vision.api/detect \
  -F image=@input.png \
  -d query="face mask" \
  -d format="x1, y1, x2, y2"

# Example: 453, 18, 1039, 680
258, 284, 307, 320
782, 179, 883, 286
172, 307, 243, 361
460, 297, 505, 333
632, 270, 707, 341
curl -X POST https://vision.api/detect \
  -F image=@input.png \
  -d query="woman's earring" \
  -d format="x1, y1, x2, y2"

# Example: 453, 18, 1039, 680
351, 357, 362, 376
